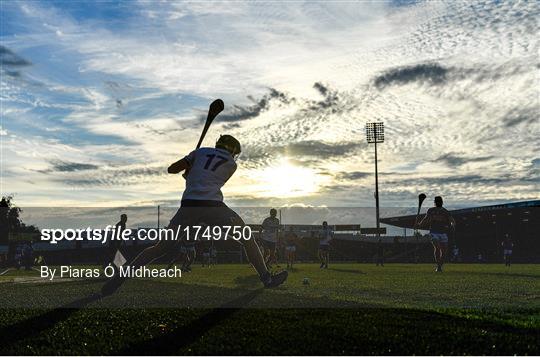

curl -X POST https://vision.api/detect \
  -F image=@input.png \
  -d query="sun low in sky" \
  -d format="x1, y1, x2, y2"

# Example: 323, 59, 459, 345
0, 1, 538, 207
248, 158, 328, 199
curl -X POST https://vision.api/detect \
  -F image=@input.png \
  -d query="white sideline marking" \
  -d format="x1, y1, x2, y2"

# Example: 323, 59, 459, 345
9, 276, 79, 284
13, 276, 47, 283
0, 267, 79, 284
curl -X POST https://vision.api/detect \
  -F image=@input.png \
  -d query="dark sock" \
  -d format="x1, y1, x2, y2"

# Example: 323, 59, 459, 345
260, 271, 271, 283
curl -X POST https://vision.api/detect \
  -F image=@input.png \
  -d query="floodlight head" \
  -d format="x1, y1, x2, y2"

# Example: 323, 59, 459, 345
365, 122, 385, 143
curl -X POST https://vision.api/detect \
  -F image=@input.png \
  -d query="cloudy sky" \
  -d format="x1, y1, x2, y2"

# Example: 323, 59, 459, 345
1, 0, 539, 208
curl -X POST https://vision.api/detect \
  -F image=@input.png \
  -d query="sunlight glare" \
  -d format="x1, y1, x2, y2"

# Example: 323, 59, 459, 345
252, 158, 324, 198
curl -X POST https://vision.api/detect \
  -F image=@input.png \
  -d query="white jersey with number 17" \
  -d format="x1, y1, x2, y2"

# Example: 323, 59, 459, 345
181, 147, 237, 202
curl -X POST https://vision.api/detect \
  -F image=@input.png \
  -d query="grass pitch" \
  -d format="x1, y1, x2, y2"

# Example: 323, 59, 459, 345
0, 263, 538, 355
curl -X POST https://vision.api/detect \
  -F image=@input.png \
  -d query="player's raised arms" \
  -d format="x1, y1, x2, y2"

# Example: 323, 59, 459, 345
167, 158, 190, 174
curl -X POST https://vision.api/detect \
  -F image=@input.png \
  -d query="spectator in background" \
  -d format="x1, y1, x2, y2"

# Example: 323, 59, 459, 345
375, 239, 384, 267
14, 244, 23, 269
22, 241, 34, 270
0, 198, 9, 246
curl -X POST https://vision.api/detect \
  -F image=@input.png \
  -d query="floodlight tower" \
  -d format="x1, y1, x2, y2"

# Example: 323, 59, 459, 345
365, 122, 385, 239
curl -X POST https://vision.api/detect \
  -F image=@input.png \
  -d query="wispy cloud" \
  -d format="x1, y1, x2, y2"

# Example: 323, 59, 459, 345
57, 165, 166, 187
1, 0, 538, 206
0, 46, 31, 66
213, 89, 292, 122
0, 45, 32, 79
373, 63, 449, 88
433, 153, 494, 168
502, 107, 538, 127
47, 160, 99, 173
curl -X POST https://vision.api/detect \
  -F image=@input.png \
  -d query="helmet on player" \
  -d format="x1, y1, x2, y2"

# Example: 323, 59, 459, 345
270, 208, 277, 217
434, 196, 443, 207
216, 135, 241, 159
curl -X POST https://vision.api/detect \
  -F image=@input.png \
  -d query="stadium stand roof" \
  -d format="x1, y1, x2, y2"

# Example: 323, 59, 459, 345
380, 200, 540, 229
381, 200, 540, 261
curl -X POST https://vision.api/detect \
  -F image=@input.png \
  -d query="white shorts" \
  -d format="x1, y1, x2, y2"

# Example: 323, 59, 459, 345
285, 246, 296, 252
504, 249, 512, 255
430, 233, 448, 244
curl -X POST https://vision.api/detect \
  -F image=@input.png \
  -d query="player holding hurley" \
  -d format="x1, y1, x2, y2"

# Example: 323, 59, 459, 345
416, 196, 455, 272
102, 134, 288, 295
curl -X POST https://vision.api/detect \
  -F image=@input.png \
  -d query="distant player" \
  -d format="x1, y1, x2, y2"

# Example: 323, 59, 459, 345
451, 245, 460, 262
181, 242, 196, 272
210, 245, 218, 266
202, 242, 217, 267
416, 196, 455, 272
104, 214, 127, 270
201, 244, 211, 267
318, 221, 333, 269
167, 241, 196, 272
477, 252, 484, 263
284, 226, 298, 269
502, 234, 514, 267
260, 208, 280, 268
102, 135, 287, 295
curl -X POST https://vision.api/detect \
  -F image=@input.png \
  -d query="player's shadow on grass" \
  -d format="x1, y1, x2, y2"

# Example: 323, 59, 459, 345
328, 267, 367, 275
0, 292, 102, 350
116, 289, 263, 355
116, 298, 539, 355
467, 271, 540, 279
233, 274, 266, 288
